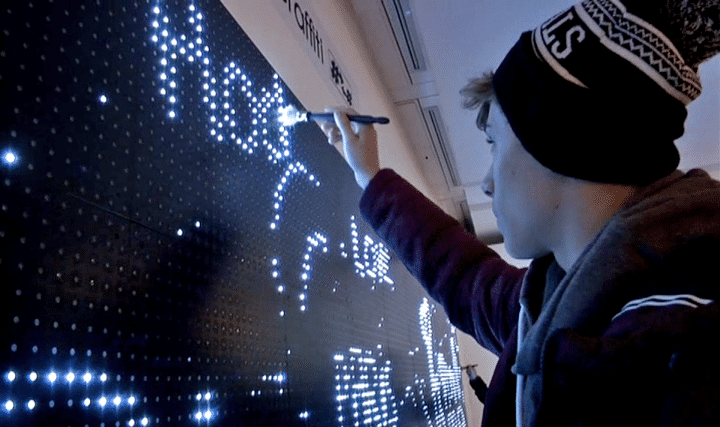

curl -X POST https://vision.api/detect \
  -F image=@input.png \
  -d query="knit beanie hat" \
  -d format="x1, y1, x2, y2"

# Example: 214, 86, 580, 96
493, 0, 720, 184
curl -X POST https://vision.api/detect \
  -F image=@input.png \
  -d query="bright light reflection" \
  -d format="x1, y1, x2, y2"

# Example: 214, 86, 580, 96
3, 151, 17, 164
27, 400, 35, 410
5, 401, 13, 411
6, 371, 15, 382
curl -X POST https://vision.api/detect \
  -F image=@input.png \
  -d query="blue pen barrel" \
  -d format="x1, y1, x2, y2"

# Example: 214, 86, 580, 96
308, 112, 390, 125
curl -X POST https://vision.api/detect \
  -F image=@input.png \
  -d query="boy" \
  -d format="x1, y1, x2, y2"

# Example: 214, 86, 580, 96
322, 0, 720, 425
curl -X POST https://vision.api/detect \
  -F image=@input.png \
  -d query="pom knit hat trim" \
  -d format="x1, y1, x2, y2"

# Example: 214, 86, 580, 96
531, 0, 701, 105
490, 0, 720, 184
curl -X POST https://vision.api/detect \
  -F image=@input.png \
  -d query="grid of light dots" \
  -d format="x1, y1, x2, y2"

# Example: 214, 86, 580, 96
193, 392, 215, 422
2, 369, 151, 425
416, 299, 465, 427
341, 217, 394, 289
150, 2, 296, 167
269, 162, 320, 231
271, 219, 397, 317
333, 347, 398, 427
247, 371, 287, 400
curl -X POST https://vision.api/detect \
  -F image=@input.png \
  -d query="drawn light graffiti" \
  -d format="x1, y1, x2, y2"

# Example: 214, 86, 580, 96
0, 1, 467, 425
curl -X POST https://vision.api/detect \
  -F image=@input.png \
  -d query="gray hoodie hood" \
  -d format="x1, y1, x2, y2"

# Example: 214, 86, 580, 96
513, 168, 720, 426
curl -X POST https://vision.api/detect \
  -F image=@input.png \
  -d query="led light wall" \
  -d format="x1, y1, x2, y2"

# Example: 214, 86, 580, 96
0, 1, 467, 426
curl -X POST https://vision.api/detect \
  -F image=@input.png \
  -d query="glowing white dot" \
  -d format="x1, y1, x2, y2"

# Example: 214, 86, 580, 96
195, 221, 201, 228
168, 111, 176, 118
6, 371, 15, 382
48, 372, 57, 383
66, 372, 75, 383
128, 396, 136, 405
176, 229, 183, 236
152, 21, 159, 28
279, 310, 285, 317
129, 420, 136, 427
100, 373, 107, 382
277, 285, 284, 293
99, 397, 107, 407
300, 305, 306, 311
153, 6, 160, 14
29, 372, 37, 382
5, 400, 13, 411
196, 393, 202, 401
197, 25, 203, 32
195, 412, 202, 420
27, 400, 35, 410
113, 396, 122, 406
205, 392, 211, 401
141, 418, 149, 426
83, 398, 91, 407
99, 95, 108, 103
204, 411, 212, 420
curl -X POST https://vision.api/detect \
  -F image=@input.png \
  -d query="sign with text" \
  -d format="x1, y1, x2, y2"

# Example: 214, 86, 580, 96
276, 0, 354, 106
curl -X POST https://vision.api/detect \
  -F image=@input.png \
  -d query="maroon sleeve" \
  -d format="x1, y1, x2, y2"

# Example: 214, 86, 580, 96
359, 169, 526, 355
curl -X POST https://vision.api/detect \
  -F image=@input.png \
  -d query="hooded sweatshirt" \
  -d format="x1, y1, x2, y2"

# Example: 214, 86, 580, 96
360, 167, 720, 426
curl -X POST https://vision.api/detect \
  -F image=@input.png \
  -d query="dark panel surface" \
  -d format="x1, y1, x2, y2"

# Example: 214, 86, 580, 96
0, 1, 467, 426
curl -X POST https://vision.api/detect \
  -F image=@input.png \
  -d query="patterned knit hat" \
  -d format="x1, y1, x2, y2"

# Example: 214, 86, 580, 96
493, 0, 720, 184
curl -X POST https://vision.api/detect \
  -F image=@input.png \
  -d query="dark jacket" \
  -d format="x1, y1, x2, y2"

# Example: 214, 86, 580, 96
360, 168, 720, 426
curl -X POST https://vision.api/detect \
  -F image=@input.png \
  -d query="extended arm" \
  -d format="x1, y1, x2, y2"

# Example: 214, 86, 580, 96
321, 108, 526, 354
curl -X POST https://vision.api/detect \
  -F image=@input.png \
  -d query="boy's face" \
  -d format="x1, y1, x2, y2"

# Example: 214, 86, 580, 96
479, 102, 564, 259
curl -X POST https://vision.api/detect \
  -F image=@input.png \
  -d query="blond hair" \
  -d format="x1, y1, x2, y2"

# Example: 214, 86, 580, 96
459, 71, 495, 131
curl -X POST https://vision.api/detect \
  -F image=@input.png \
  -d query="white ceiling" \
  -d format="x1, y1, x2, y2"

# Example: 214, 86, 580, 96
343, 0, 720, 242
